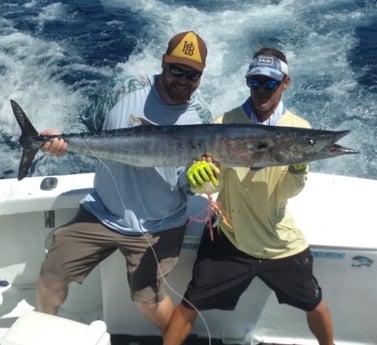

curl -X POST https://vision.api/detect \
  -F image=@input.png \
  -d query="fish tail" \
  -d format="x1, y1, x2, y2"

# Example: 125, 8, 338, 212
10, 100, 41, 180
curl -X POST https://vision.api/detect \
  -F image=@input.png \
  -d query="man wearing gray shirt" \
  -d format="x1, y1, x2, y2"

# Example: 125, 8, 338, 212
35, 31, 216, 340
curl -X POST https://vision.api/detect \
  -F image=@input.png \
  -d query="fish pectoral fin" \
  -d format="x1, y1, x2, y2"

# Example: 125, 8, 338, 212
246, 142, 270, 152
18, 148, 39, 180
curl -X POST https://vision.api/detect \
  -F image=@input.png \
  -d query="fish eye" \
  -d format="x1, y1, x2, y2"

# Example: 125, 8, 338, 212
308, 139, 314, 145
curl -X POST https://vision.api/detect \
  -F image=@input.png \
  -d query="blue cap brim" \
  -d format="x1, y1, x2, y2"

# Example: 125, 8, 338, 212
246, 66, 285, 81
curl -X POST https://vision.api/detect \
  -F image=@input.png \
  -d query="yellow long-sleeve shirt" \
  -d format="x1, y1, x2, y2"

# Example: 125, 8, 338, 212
215, 106, 311, 259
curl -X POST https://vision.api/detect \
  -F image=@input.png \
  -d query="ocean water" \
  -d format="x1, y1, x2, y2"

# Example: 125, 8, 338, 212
0, 0, 376, 180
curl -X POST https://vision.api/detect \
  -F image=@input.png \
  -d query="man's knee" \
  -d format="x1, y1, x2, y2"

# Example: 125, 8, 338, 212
37, 273, 68, 297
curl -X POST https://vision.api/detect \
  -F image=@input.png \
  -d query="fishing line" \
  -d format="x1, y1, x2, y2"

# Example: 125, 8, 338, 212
189, 193, 232, 241
91, 153, 213, 345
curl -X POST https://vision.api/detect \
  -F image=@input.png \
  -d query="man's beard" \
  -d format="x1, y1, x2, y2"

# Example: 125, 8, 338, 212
166, 82, 192, 104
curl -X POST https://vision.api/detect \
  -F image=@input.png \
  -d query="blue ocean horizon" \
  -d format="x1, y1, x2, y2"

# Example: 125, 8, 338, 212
0, 0, 376, 179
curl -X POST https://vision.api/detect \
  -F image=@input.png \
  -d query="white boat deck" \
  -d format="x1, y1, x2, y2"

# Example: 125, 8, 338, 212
0, 172, 376, 345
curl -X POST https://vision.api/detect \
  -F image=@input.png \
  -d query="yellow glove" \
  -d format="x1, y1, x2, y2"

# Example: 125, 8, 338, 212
187, 161, 220, 193
289, 163, 308, 174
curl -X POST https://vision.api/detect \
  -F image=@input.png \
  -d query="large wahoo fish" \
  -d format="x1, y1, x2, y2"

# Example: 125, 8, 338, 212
11, 99, 358, 181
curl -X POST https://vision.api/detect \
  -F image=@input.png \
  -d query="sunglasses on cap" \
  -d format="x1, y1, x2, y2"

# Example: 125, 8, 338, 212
169, 64, 202, 81
246, 78, 281, 91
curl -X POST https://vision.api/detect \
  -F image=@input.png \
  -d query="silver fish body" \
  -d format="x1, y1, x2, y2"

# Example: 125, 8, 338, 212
64, 124, 354, 168
10, 99, 358, 180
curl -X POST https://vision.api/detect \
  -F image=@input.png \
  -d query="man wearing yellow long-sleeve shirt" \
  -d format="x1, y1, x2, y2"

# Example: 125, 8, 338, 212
164, 47, 335, 345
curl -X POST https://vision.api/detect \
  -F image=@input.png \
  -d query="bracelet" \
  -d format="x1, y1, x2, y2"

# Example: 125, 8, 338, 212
289, 163, 308, 174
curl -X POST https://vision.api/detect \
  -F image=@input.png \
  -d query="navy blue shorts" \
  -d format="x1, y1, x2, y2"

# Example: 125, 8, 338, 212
183, 228, 322, 312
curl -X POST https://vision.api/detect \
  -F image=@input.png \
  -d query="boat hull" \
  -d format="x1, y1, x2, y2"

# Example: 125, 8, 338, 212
1, 172, 376, 344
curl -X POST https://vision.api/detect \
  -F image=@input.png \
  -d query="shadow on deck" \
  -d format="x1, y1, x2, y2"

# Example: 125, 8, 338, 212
111, 335, 281, 344
111, 334, 240, 345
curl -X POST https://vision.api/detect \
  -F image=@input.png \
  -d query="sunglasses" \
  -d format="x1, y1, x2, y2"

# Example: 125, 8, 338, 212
169, 64, 202, 81
246, 78, 281, 91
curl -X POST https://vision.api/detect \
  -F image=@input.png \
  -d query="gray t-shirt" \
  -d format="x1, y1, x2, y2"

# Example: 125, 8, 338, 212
81, 74, 212, 234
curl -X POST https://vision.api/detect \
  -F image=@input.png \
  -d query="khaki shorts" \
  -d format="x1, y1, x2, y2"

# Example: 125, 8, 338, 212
41, 206, 186, 304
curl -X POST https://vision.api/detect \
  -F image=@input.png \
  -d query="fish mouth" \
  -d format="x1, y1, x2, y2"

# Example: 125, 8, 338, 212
330, 143, 359, 154
325, 129, 359, 155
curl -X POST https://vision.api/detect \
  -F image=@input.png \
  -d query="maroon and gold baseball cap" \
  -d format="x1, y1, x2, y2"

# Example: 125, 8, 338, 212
163, 31, 207, 72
